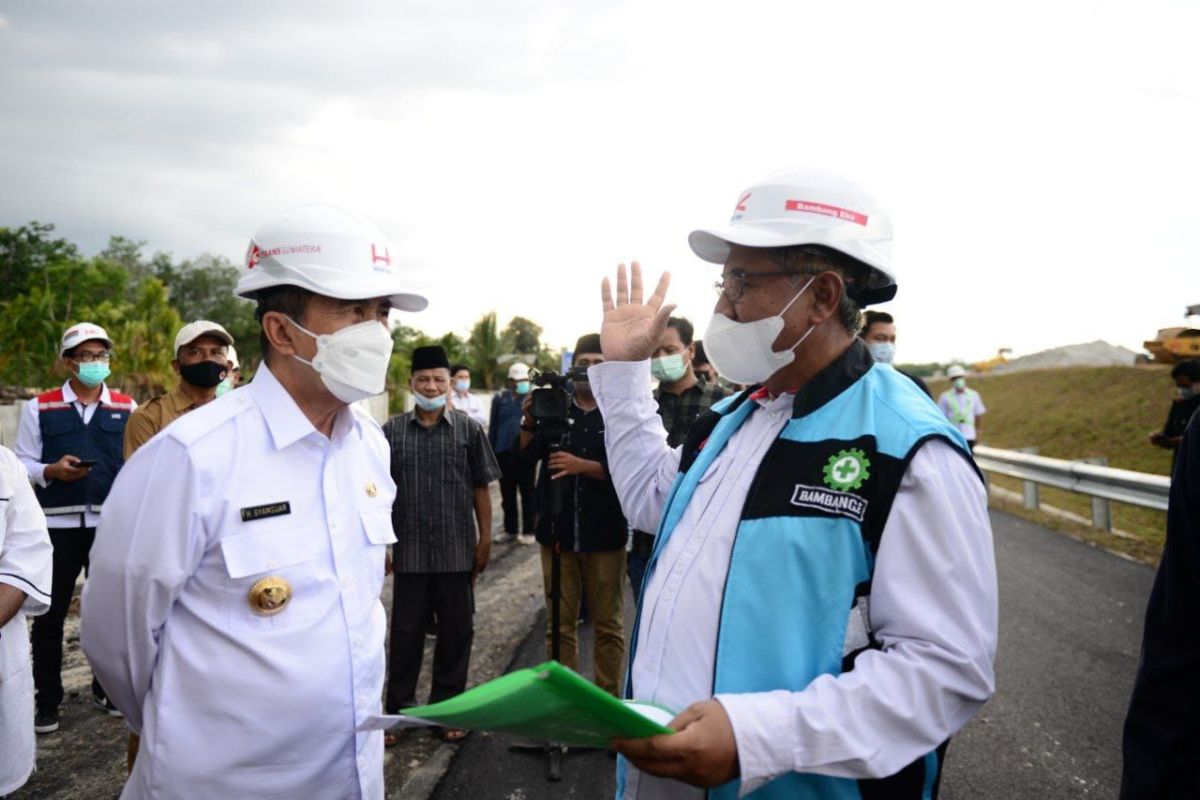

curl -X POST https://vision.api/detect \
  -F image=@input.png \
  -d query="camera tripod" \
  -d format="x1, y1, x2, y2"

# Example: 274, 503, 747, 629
508, 433, 600, 781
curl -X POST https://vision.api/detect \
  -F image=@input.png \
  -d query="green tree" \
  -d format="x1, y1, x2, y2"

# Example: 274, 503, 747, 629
0, 222, 79, 301
534, 345, 563, 375
468, 312, 505, 389
95, 278, 184, 398
0, 252, 181, 396
502, 316, 542, 356
153, 253, 261, 369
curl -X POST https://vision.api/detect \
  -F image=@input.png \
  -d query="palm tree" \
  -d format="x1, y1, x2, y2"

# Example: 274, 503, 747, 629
468, 312, 505, 389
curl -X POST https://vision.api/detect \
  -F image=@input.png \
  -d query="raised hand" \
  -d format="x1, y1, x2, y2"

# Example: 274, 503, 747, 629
599, 262, 675, 362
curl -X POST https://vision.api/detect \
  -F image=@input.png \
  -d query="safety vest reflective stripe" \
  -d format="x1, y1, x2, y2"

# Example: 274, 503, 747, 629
43, 504, 102, 515
947, 391, 974, 424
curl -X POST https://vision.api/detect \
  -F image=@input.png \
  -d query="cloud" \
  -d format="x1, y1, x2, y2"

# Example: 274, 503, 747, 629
1, 0, 1197, 361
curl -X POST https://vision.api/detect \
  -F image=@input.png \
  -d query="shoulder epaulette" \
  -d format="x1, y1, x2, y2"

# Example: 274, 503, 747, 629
165, 392, 254, 448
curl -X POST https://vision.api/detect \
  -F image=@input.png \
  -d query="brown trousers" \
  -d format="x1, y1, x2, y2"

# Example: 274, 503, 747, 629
539, 546, 626, 696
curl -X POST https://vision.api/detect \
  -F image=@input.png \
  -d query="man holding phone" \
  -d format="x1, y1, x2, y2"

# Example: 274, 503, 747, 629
14, 322, 136, 734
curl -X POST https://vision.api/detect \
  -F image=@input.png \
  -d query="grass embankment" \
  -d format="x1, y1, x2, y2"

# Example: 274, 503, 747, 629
925, 364, 1177, 563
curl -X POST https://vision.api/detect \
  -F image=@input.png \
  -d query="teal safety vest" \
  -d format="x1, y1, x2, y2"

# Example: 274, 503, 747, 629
616, 341, 978, 800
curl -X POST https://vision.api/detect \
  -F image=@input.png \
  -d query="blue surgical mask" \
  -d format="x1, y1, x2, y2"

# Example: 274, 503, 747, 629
515, 380, 531, 395
215, 377, 234, 397
455, 379, 470, 393
75, 362, 111, 388
413, 392, 448, 411
866, 341, 895, 364
1178, 386, 1198, 400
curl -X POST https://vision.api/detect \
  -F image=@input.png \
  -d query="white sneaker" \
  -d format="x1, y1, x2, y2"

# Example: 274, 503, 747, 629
517, 534, 536, 545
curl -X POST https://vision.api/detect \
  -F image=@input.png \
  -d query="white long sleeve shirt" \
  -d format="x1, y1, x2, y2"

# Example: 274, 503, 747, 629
81, 364, 397, 800
450, 390, 489, 429
14, 380, 136, 528
0, 445, 53, 796
590, 359, 997, 799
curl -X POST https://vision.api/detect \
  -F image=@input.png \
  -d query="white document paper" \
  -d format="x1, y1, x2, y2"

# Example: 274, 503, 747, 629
356, 714, 440, 732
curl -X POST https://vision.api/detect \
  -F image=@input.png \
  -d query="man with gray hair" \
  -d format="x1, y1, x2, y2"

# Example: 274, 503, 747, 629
592, 168, 997, 799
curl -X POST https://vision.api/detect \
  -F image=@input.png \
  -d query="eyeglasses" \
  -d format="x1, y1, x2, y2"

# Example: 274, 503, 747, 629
713, 268, 813, 304
71, 352, 111, 364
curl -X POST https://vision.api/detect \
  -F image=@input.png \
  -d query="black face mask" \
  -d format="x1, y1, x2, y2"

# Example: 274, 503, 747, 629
179, 360, 228, 389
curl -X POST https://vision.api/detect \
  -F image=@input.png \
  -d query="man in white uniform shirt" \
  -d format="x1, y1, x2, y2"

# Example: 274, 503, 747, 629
594, 169, 997, 799
449, 363, 488, 428
0, 444, 53, 798
81, 204, 428, 800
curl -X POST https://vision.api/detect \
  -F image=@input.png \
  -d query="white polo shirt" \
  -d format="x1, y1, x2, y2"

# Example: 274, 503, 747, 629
81, 363, 397, 800
450, 389, 488, 428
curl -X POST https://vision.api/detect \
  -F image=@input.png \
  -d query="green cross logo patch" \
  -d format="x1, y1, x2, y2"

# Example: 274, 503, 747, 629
823, 448, 871, 491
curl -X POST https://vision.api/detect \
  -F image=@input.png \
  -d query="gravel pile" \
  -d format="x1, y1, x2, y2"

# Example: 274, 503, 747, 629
989, 340, 1139, 374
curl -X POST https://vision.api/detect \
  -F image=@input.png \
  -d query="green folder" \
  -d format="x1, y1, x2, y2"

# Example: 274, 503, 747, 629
399, 661, 675, 748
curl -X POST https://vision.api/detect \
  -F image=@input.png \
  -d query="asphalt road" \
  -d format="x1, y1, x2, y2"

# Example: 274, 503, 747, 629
432, 509, 1158, 800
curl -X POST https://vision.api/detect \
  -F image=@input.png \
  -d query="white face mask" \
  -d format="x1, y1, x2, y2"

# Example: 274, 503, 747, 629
287, 317, 395, 404
702, 276, 816, 386
866, 341, 895, 364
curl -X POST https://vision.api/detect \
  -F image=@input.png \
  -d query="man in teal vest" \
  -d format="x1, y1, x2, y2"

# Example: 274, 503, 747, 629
591, 168, 998, 799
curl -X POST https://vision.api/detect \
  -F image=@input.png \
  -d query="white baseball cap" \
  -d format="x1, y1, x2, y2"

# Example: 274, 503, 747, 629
236, 203, 428, 312
946, 365, 967, 379
507, 362, 531, 381
60, 322, 113, 356
689, 167, 897, 305
174, 320, 234, 355
226, 344, 241, 370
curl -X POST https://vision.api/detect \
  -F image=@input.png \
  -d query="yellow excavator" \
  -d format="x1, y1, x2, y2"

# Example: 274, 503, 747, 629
1144, 304, 1200, 364
972, 348, 1012, 373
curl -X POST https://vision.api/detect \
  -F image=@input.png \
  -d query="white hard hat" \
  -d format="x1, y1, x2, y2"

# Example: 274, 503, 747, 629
174, 320, 233, 355
60, 322, 113, 355
946, 365, 966, 378
689, 167, 896, 305
507, 362, 530, 381
236, 203, 428, 312
226, 345, 240, 370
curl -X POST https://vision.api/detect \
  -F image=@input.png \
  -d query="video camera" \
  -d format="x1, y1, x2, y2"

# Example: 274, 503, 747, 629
528, 368, 574, 442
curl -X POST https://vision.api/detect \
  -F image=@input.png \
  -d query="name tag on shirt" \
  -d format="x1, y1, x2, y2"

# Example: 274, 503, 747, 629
240, 502, 291, 522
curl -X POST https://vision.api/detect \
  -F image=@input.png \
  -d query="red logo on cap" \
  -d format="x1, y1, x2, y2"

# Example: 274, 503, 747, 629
784, 199, 868, 226
735, 192, 751, 213
371, 244, 391, 266
246, 242, 262, 269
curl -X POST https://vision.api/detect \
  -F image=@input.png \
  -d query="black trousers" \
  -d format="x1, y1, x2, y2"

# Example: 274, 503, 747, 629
496, 450, 536, 535
31, 526, 104, 712
386, 572, 474, 712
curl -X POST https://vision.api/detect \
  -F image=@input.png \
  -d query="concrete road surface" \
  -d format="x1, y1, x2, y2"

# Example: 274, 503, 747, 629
432, 509, 1158, 800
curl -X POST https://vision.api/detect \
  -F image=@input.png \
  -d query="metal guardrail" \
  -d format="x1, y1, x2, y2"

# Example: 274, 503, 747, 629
973, 445, 1171, 531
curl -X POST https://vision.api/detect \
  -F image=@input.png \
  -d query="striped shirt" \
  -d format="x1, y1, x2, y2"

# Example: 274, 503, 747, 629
383, 408, 501, 573
655, 379, 731, 448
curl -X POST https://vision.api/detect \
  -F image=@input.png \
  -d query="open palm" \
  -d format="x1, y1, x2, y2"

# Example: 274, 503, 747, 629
599, 262, 675, 362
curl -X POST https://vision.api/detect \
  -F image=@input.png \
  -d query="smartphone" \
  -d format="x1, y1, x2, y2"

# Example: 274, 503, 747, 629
73, 459, 97, 469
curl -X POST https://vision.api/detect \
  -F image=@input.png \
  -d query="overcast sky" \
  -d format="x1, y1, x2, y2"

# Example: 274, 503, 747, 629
2, 1, 1198, 364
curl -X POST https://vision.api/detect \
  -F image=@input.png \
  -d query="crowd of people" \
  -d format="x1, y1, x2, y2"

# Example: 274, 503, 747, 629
0, 169, 1195, 800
